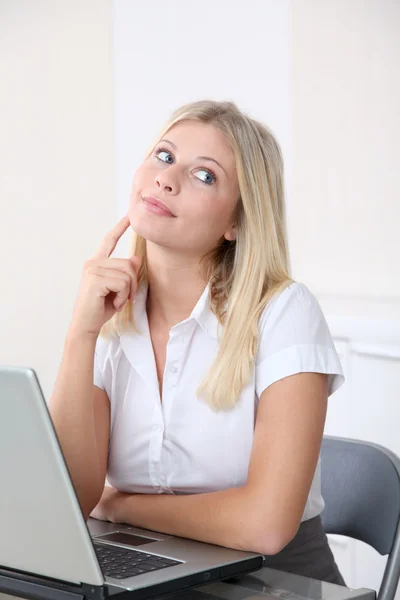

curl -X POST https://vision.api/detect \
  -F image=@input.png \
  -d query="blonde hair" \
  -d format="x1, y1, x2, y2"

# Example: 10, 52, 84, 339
101, 100, 292, 410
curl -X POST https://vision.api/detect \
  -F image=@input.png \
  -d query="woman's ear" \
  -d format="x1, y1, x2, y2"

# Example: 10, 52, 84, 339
224, 225, 236, 241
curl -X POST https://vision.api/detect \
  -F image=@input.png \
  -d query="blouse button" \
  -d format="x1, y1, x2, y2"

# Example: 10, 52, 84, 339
170, 366, 178, 374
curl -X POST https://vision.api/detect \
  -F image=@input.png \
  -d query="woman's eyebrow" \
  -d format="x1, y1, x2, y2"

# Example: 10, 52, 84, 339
160, 138, 177, 149
159, 138, 227, 176
197, 155, 226, 176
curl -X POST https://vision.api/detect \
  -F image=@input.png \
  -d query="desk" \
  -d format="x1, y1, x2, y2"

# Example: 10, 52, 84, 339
0, 567, 375, 600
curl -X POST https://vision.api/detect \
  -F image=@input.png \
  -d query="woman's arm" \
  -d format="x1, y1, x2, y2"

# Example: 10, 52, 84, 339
93, 371, 328, 555
50, 332, 110, 520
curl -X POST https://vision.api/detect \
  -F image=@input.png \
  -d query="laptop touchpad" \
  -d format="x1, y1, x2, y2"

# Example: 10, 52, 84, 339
97, 532, 157, 547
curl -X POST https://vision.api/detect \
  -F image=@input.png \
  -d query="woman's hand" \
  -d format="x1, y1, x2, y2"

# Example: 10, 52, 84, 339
69, 215, 142, 338
90, 485, 128, 523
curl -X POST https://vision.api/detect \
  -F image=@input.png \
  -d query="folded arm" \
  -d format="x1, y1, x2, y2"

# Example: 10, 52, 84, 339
92, 372, 328, 555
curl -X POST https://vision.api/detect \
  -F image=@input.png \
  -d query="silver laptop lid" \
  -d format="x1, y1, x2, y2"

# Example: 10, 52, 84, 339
0, 366, 103, 586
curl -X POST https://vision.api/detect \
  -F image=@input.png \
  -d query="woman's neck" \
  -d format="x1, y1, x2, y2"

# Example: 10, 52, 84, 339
145, 245, 208, 330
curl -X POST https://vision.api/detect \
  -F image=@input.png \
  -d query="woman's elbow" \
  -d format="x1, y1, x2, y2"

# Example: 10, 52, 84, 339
76, 485, 104, 522
250, 531, 293, 556
241, 514, 298, 556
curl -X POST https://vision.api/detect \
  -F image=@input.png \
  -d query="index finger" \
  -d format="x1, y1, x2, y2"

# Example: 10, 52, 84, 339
93, 215, 131, 259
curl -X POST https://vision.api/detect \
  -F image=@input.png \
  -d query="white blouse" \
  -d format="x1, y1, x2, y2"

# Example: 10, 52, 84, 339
93, 281, 344, 522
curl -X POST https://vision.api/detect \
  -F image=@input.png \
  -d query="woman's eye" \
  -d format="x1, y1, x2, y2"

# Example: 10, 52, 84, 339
194, 169, 216, 185
156, 149, 174, 164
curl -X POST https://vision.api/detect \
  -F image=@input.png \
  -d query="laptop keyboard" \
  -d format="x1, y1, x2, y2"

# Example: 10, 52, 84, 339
93, 542, 181, 580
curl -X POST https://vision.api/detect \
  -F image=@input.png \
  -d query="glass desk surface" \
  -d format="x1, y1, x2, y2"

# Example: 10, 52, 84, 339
156, 567, 376, 600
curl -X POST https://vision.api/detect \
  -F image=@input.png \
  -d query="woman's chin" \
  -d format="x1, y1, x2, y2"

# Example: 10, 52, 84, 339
128, 212, 149, 238
130, 219, 171, 246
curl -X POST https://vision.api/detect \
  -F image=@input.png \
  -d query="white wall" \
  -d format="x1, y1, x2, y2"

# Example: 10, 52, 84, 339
112, 0, 292, 256
291, 0, 400, 298
0, 0, 115, 399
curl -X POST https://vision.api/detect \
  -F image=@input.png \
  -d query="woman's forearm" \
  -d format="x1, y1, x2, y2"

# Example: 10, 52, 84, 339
114, 485, 284, 555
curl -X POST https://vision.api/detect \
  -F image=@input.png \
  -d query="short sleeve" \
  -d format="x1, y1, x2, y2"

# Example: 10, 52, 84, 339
93, 335, 110, 391
93, 346, 105, 390
255, 282, 344, 398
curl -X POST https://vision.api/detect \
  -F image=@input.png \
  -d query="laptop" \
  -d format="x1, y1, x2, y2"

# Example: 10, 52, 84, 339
0, 366, 265, 600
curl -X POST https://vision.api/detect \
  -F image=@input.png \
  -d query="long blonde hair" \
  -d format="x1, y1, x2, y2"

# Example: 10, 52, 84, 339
101, 100, 292, 410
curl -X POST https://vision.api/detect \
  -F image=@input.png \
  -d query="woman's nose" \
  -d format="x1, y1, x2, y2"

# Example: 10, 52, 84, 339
155, 169, 178, 194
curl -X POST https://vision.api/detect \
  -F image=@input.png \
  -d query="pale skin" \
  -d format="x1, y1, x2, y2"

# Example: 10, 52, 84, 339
88, 121, 328, 555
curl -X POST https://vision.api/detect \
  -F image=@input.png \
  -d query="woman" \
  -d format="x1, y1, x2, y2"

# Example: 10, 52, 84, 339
50, 100, 345, 584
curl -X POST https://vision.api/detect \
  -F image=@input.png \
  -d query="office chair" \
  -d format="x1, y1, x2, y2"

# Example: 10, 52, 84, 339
321, 436, 400, 600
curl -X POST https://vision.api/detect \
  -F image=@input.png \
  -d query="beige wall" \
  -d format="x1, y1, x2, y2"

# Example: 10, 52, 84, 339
0, 1, 115, 398
291, 0, 400, 298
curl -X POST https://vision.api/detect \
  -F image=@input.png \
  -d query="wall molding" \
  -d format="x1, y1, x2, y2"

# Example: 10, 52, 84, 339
316, 294, 400, 350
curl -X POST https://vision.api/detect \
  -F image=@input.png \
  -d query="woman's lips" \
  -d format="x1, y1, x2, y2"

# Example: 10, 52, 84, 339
142, 196, 175, 217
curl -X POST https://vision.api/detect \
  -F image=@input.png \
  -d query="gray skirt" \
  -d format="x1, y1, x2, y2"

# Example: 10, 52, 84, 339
263, 515, 346, 585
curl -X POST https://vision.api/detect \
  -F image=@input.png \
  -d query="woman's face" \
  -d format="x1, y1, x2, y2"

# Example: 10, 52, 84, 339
128, 120, 239, 258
